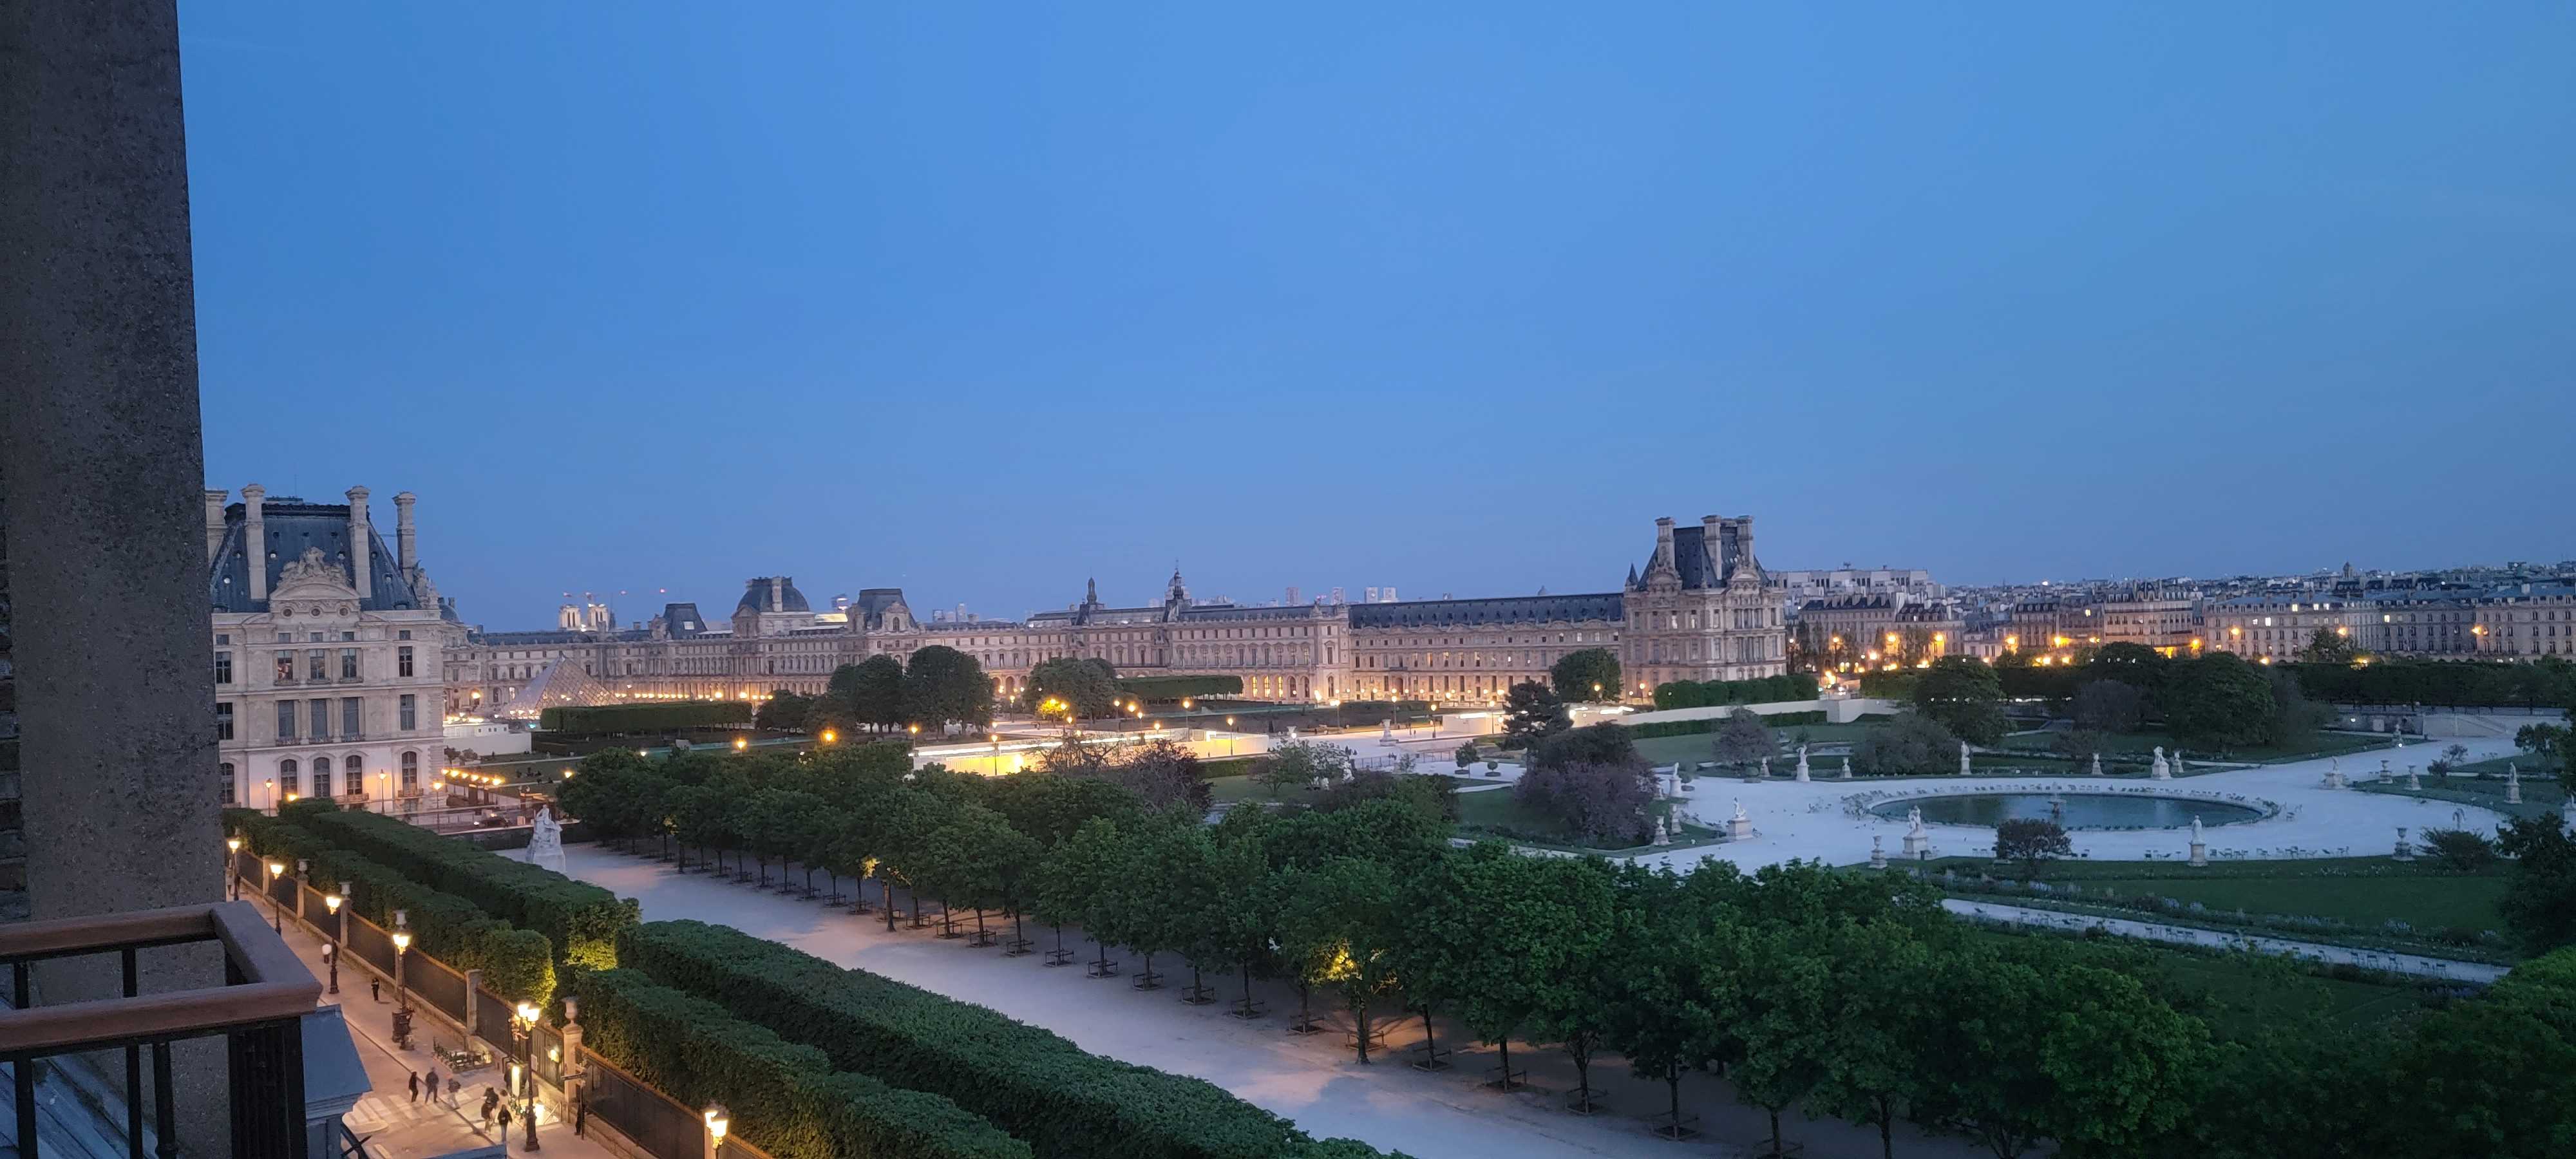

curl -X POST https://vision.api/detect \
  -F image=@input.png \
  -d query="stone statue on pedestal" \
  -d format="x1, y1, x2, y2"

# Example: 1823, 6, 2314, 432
2187, 814, 2208, 867
1795, 745, 1810, 782
1901, 804, 1929, 858
2507, 763, 2523, 805
1959, 741, 1972, 777
2090, 752, 2103, 777
1727, 798, 1753, 840
1841, 756, 1853, 780
2150, 746, 2170, 780
1869, 834, 1888, 870
2406, 766, 2421, 791
526, 807, 566, 874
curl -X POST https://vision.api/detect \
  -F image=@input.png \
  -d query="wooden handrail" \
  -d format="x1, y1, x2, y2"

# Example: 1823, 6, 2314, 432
0, 901, 320, 1057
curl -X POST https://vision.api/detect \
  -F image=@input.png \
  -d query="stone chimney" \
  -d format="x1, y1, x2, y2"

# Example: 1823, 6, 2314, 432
345, 485, 372, 599
768, 576, 784, 612
204, 488, 228, 561
393, 491, 417, 572
242, 483, 267, 601
1653, 516, 1676, 570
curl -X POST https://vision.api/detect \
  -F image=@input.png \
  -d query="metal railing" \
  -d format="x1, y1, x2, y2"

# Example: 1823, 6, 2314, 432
0, 901, 323, 1158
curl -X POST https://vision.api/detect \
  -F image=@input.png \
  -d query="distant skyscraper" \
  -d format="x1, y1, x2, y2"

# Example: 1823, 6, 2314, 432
1329, 587, 1346, 605
1285, 586, 1301, 607
1363, 587, 1379, 603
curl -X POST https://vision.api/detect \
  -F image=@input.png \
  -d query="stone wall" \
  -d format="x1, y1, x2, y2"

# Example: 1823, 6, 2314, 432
0, 467, 21, 922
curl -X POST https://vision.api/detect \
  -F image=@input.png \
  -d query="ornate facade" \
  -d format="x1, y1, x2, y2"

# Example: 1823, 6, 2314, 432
210, 485, 462, 810
443, 514, 1789, 713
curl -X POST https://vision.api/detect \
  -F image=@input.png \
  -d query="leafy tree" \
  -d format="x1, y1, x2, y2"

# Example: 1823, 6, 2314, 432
2296, 627, 2360, 665
1524, 857, 1630, 1111
1710, 708, 1776, 773
1258, 740, 1352, 799
2164, 653, 2277, 749
1021, 655, 1119, 720
1453, 741, 1479, 772
1852, 712, 1958, 776
2378, 981, 2576, 1158
1913, 657, 2009, 745
1289, 857, 1403, 1063
2418, 827, 2497, 871
2497, 813, 2576, 956
1501, 681, 1571, 749
2049, 728, 2107, 762
1549, 648, 1624, 702
2084, 642, 2168, 690
1993, 818, 2072, 878
1806, 922, 1942, 1159
1035, 817, 1131, 971
2265, 668, 2332, 749
1394, 844, 1611, 1091
1598, 863, 1721, 1136
754, 689, 813, 732
974, 769, 1139, 847
902, 645, 993, 729
2515, 721, 2570, 777
2071, 679, 2145, 733
831, 655, 907, 732
1316, 769, 1459, 825
1720, 924, 1834, 1158
1102, 739, 1212, 815
1513, 760, 1654, 847
1530, 722, 1640, 773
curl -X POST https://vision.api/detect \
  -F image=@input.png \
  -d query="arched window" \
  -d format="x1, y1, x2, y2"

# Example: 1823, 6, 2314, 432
278, 758, 299, 798
220, 762, 236, 805
400, 751, 419, 790
312, 755, 334, 800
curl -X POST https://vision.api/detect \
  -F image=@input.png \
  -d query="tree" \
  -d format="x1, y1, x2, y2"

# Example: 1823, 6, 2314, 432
2296, 627, 2360, 665
1036, 817, 1131, 972
754, 689, 813, 732
2164, 654, 2278, 749
1258, 740, 1353, 798
2497, 814, 2576, 956
902, 645, 992, 729
1291, 857, 1402, 1064
1501, 681, 1571, 749
1993, 818, 2072, 878
1806, 923, 1942, 1159
1710, 708, 1775, 773
1549, 648, 1624, 703
1912, 657, 2008, 745
2085, 642, 2169, 690
1852, 713, 1957, 776
1529, 722, 1640, 773
831, 655, 907, 732
2516, 721, 2571, 777
1524, 858, 1630, 1112
1395, 844, 1611, 1092
2265, 668, 2331, 749
1453, 741, 1479, 773
2378, 981, 2576, 1159
2071, 679, 2145, 733
1513, 760, 1654, 847
1720, 924, 1834, 1158
1598, 863, 1721, 1138
1102, 739, 1211, 815
2419, 827, 2497, 871
1021, 655, 1119, 720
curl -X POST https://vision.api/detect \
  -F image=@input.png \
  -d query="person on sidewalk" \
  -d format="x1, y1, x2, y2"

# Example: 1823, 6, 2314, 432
406, 1070, 420, 1102
573, 1088, 587, 1136
426, 1065, 441, 1106
447, 1076, 461, 1108
480, 1088, 497, 1129
497, 1104, 513, 1136
370, 977, 382, 1003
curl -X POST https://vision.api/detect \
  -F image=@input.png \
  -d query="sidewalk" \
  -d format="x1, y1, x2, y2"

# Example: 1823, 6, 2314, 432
265, 910, 619, 1159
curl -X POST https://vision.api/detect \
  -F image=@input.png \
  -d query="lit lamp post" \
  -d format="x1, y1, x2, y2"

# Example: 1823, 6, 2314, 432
512, 1001, 543, 1151
323, 885, 345, 995
263, 860, 285, 933
702, 1102, 730, 1159
225, 836, 242, 901
390, 911, 413, 1024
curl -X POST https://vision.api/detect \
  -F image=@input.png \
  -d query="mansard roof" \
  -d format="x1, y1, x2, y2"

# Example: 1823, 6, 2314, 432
209, 500, 425, 614
1349, 592, 1624, 628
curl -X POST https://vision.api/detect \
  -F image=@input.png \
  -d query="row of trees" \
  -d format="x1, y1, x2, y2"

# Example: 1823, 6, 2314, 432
560, 737, 2576, 1157
1900, 646, 2334, 752
755, 648, 997, 735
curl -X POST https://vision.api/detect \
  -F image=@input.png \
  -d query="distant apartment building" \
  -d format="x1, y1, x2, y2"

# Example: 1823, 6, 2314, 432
2204, 594, 2372, 662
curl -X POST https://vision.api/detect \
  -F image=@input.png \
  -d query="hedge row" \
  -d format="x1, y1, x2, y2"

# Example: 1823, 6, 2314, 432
619, 920, 1358, 1159
294, 808, 638, 968
1115, 675, 1243, 702
569, 968, 1028, 1159
539, 701, 753, 735
1629, 710, 1828, 740
1649, 674, 1816, 710
223, 807, 555, 1004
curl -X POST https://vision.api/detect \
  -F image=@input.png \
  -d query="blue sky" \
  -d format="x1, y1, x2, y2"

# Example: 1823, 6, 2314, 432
182, 3, 2574, 628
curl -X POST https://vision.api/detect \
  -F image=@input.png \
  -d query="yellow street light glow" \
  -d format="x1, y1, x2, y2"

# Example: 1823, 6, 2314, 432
703, 1106, 730, 1141
226, 836, 242, 854
734, 737, 748, 751
820, 730, 837, 744
516, 1001, 540, 1023
325, 893, 342, 914
391, 930, 411, 953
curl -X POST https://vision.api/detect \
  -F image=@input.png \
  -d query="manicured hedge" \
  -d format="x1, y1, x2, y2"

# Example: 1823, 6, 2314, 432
539, 701, 753, 735
569, 969, 1028, 1159
223, 807, 556, 1004
619, 920, 1332, 1159
295, 808, 638, 968
1629, 710, 1827, 740
1117, 675, 1243, 702
1650, 674, 1817, 710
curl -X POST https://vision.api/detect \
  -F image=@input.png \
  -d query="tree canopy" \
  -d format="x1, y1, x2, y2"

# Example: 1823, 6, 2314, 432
1549, 648, 1624, 703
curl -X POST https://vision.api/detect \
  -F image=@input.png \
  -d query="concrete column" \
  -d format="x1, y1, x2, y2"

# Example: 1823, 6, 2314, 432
345, 485, 372, 599
204, 488, 229, 561
393, 491, 417, 573
243, 482, 269, 601
0, 0, 228, 1139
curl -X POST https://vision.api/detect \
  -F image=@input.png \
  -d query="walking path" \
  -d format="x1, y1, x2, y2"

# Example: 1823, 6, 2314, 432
261, 909, 618, 1159
1938, 899, 2510, 983
564, 845, 1980, 1159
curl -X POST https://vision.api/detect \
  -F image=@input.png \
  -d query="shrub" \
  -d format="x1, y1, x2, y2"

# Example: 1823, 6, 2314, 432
569, 968, 1027, 1159
297, 808, 638, 968
1853, 713, 1958, 775
620, 920, 1326, 1159
539, 700, 753, 735
2420, 827, 2499, 872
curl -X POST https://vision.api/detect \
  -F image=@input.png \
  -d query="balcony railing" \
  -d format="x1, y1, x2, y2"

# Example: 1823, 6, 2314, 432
0, 901, 323, 1158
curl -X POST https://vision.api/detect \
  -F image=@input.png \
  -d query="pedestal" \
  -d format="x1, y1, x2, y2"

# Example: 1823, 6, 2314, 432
2188, 841, 2207, 867
1902, 831, 1928, 859
1868, 843, 1887, 870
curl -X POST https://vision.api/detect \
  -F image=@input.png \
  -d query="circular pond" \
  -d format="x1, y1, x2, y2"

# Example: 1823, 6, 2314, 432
1868, 793, 2264, 831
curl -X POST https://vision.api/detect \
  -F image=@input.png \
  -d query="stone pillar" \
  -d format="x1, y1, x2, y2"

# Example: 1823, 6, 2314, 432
393, 491, 418, 573
345, 485, 372, 599
204, 487, 228, 560
243, 482, 269, 601
0, 0, 228, 1137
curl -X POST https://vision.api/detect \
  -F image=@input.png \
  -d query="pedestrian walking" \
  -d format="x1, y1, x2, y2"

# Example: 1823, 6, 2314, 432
573, 1088, 587, 1136
447, 1077, 460, 1108
480, 1088, 497, 1128
497, 1104, 513, 1135
370, 977, 382, 1003
406, 1071, 420, 1102
427, 1065, 440, 1104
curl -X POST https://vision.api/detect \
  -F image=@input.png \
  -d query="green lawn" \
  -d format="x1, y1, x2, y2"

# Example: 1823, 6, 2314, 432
1965, 927, 2434, 1033
1996, 729, 2389, 764
2353, 776, 2569, 821
1922, 856, 2509, 934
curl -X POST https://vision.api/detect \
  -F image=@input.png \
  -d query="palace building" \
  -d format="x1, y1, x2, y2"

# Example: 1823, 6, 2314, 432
443, 513, 1790, 715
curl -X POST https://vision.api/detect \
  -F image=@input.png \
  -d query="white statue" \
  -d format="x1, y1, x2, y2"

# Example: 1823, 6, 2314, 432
2187, 814, 2208, 867
1959, 741, 1972, 776
1760, 756, 1771, 778
1652, 815, 1673, 847
2172, 749, 2185, 775
2507, 762, 2523, 805
1287, 726, 1299, 740
526, 807, 566, 874
1901, 804, 1929, 858
1732, 798, 1750, 824
1381, 719, 1394, 742
2150, 746, 2171, 780
2406, 765, 2421, 791
1841, 756, 1853, 780
1906, 804, 1924, 833
2090, 752, 2103, 777
2191, 815, 2204, 842
1795, 746, 1810, 782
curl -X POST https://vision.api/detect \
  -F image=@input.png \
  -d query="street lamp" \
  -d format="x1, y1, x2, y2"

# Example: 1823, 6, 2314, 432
225, 836, 242, 900
323, 885, 345, 995
263, 861, 285, 933
703, 1102, 730, 1159
513, 1001, 543, 1151
390, 911, 414, 1039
